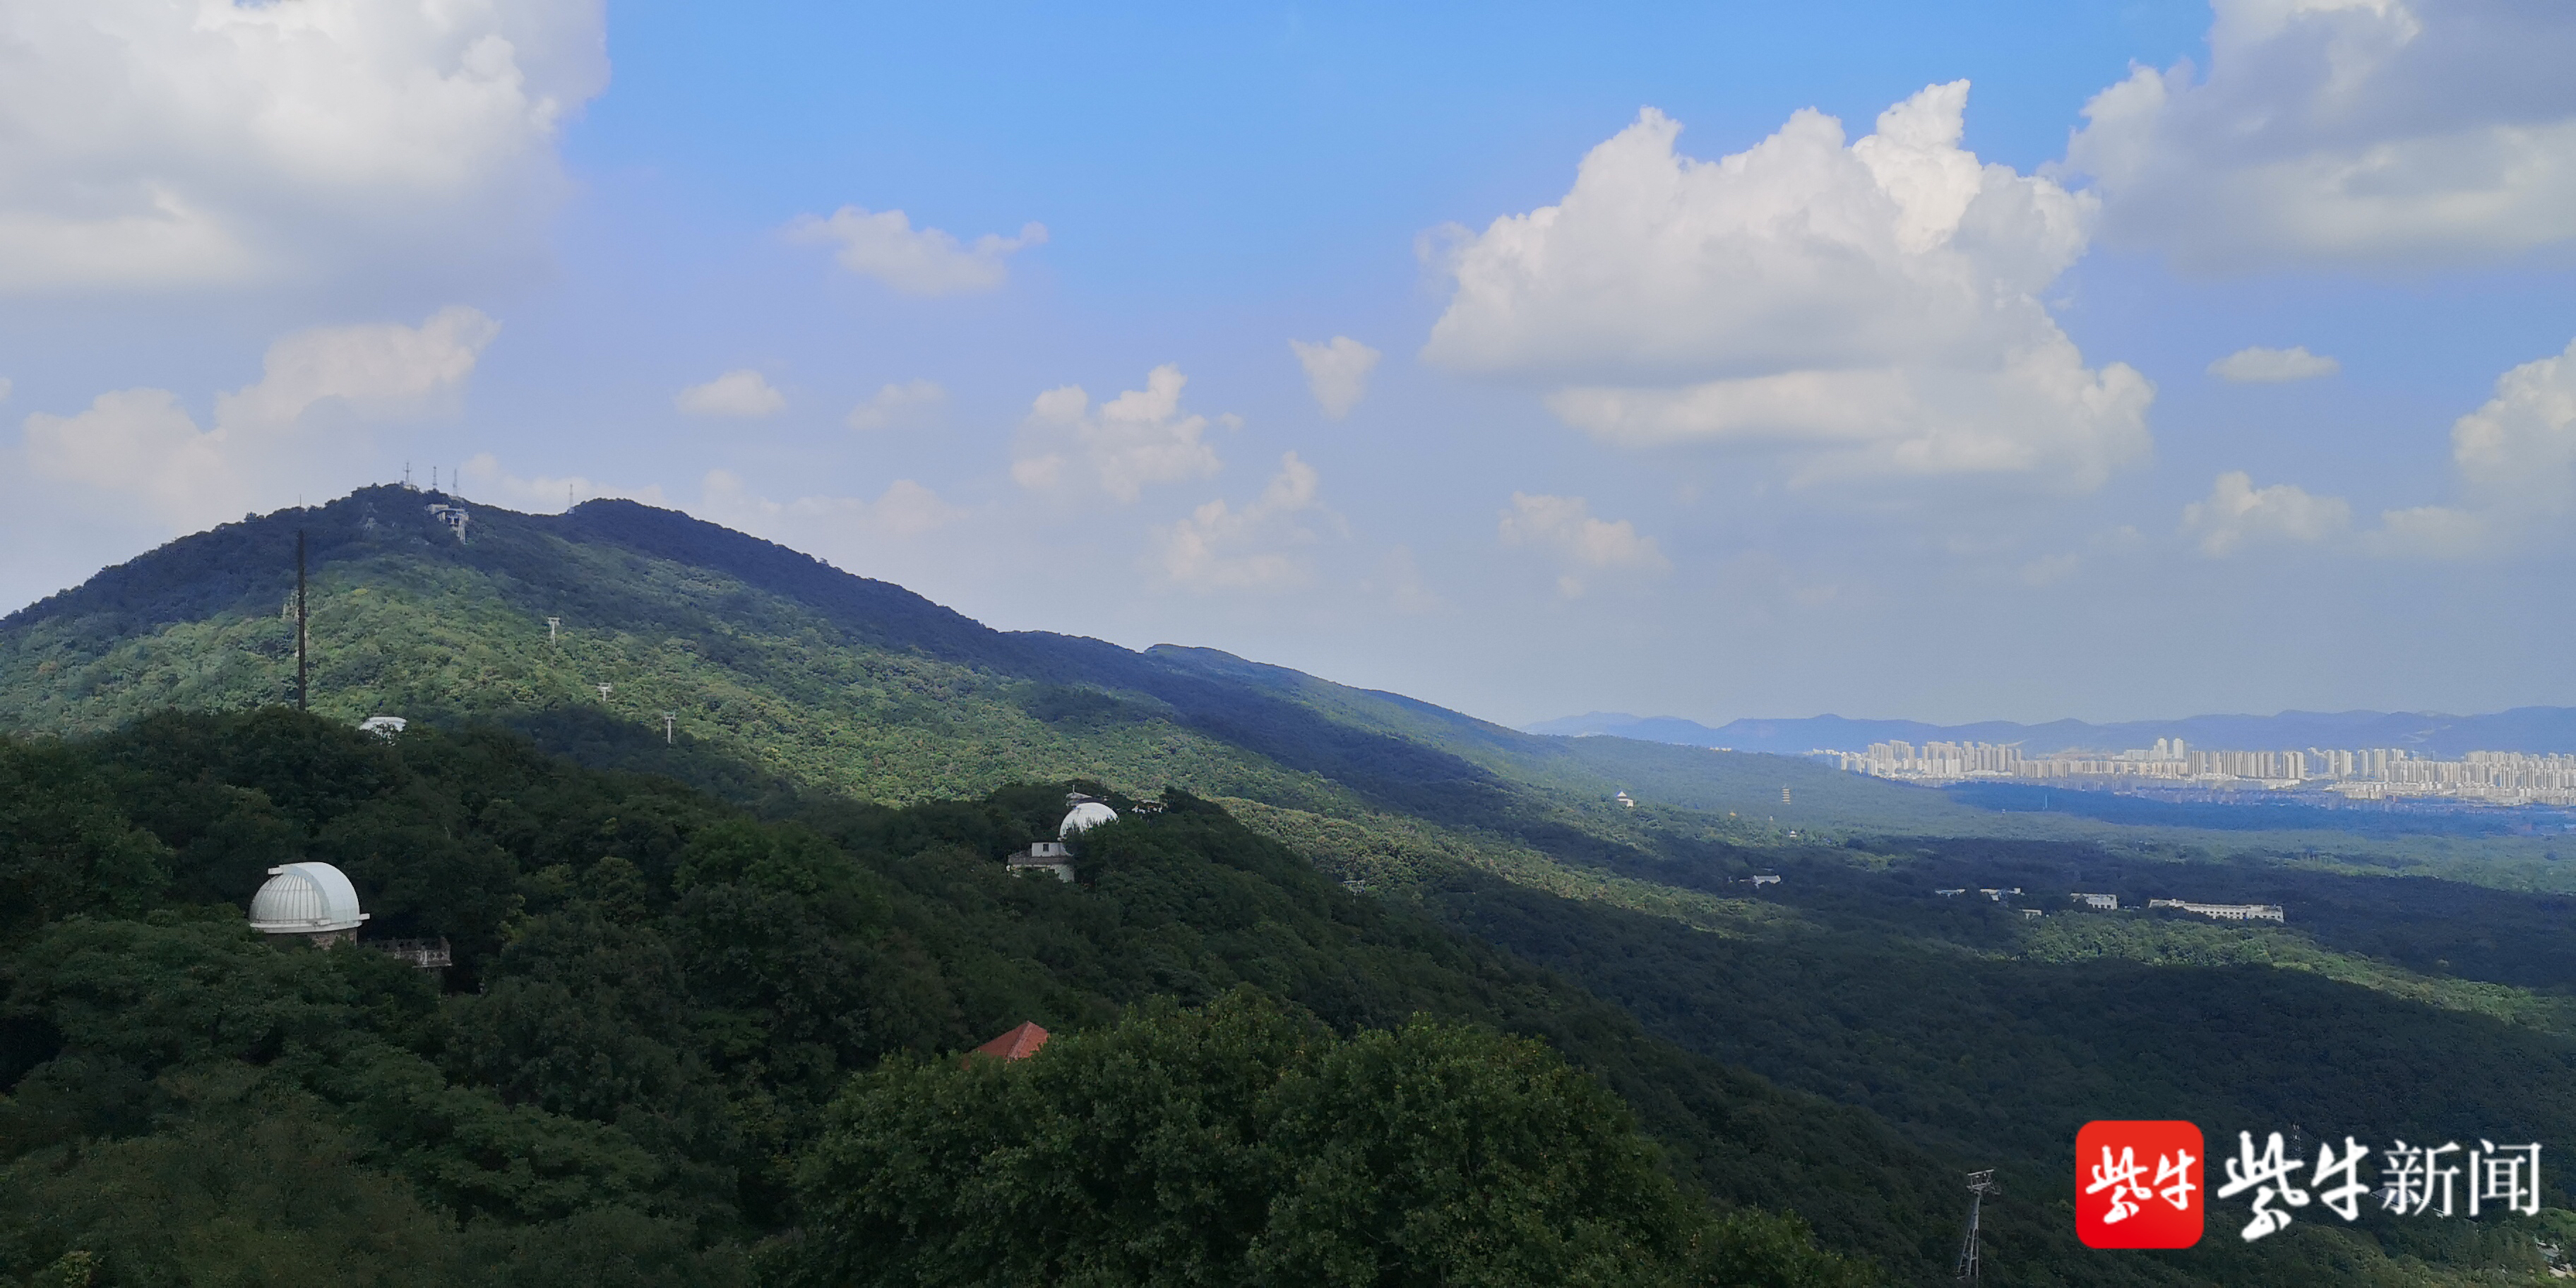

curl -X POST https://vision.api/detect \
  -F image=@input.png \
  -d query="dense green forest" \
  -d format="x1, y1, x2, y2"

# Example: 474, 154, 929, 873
1, 710, 1898, 1287
10, 711, 2575, 1284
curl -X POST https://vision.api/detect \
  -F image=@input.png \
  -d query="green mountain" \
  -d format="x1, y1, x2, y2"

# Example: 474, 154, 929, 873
0, 487, 1992, 910
9, 489, 2576, 1285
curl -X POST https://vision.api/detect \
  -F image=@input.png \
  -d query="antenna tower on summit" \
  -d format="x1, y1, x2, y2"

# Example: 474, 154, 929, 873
1955, 1169, 2000, 1284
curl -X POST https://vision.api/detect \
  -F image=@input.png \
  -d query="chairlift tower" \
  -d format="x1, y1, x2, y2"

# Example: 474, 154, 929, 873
547, 616, 561, 641
1956, 1169, 2000, 1284
661, 712, 676, 745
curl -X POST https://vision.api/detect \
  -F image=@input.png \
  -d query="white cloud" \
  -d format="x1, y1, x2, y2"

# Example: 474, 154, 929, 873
1424, 83, 2150, 494
2063, 0, 2576, 270
846, 379, 947, 431
2447, 335, 2576, 517
458, 453, 667, 513
1012, 364, 1230, 503
1289, 336, 1381, 419
1152, 453, 1328, 590
1498, 493, 1667, 596
676, 369, 785, 419
2210, 345, 2342, 383
2188, 336, 2576, 560
787, 206, 1048, 295
2364, 503, 2488, 558
2180, 470, 2353, 556
700, 471, 965, 539
20, 306, 498, 530
0, 0, 605, 292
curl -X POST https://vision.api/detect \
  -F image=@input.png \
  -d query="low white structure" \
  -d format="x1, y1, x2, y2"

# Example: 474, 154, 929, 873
1614, 791, 1636, 809
2070, 892, 2118, 910
249, 862, 371, 945
2149, 898, 2285, 924
359, 715, 407, 738
1748, 874, 1782, 888
1007, 840, 1076, 883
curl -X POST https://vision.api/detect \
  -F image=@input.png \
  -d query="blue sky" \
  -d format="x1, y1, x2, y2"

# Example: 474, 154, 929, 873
6, 0, 2576, 727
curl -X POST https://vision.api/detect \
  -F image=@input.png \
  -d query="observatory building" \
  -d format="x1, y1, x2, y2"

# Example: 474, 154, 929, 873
1003, 795, 1121, 883
248, 862, 371, 946
1060, 794, 1118, 838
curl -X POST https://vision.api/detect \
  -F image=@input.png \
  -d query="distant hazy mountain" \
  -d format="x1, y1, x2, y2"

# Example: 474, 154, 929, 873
1525, 708, 2576, 758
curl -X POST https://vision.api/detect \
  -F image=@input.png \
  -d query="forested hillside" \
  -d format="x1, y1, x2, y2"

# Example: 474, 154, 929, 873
11, 494, 2576, 1284
0, 489, 2006, 907
0, 710, 1898, 1285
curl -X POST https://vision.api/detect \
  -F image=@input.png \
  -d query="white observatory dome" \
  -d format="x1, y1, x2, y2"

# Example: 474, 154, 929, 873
248, 862, 370, 936
1059, 801, 1119, 839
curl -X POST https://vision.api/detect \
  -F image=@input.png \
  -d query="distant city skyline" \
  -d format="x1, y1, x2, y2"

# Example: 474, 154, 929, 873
1834, 738, 2576, 807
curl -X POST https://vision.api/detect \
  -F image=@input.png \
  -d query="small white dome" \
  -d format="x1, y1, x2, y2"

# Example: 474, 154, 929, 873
1059, 801, 1119, 838
249, 862, 370, 935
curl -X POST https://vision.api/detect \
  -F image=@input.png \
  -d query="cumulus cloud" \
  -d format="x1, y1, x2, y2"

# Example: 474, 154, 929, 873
0, 0, 604, 292
20, 306, 499, 530
787, 206, 1048, 295
1012, 364, 1231, 503
2446, 335, 2576, 517
1152, 453, 1329, 590
2180, 470, 2354, 555
1424, 83, 2150, 494
460, 453, 667, 513
676, 369, 785, 419
2210, 345, 2342, 383
2189, 335, 2576, 559
1497, 493, 1667, 596
2063, 0, 2576, 270
1289, 336, 1381, 419
701, 471, 965, 539
2366, 503, 2489, 558
845, 379, 946, 431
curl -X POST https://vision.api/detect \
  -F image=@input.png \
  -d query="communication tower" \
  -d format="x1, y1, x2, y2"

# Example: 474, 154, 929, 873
1955, 1169, 2000, 1284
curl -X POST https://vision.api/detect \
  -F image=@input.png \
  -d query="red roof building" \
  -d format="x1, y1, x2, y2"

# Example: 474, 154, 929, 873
971, 1021, 1051, 1061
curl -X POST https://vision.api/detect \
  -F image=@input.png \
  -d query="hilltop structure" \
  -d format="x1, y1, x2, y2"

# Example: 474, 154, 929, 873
2149, 898, 2285, 923
247, 862, 371, 946
1004, 794, 1121, 883
972, 1022, 1051, 1061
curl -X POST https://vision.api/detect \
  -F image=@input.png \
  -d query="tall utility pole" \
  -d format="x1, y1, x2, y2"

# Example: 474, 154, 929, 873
296, 530, 309, 712
1956, 1170, 2000, 1284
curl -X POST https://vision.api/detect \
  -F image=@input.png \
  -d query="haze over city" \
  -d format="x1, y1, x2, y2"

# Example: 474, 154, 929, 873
5, 0, 2575, 728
